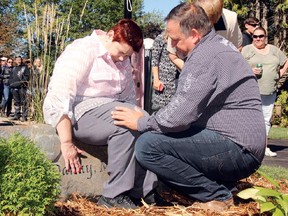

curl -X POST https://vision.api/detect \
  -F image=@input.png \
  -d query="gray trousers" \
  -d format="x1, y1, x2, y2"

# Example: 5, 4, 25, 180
73, 101, 157, 198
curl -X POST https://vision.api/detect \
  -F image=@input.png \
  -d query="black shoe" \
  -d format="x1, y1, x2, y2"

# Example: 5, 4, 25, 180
97, 194, 137, 209
10, 116, 20, 120
143, 190, 173, 206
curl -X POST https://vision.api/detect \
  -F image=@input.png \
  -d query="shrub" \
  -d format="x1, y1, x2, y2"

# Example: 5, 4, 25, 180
0, 134, 61, 215
272, 90, 288, 127
237, 170, 288, 216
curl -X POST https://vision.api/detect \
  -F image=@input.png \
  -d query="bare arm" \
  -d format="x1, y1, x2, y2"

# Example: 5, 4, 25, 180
169, 53, 184, 71
280, 60, 288, 77
152, 66, 164, 91
56, 115, 83, 173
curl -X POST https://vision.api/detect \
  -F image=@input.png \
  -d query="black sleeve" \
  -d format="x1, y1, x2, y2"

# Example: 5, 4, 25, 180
22, 66, 30, 82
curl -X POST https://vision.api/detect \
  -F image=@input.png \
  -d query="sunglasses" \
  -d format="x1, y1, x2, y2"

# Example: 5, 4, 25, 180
253, 34, 265, 39
249, 23, 259, 27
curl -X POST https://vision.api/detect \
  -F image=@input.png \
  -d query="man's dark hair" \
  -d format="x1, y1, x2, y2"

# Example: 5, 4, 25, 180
165, 2, 212, 36
244, 17, 260, 25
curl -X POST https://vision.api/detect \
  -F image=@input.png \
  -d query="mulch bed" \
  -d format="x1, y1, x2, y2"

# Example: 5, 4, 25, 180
54, 173, 288, 215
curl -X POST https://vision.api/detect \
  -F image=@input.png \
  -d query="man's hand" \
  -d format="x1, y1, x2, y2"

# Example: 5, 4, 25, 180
111, 106, 144, 130
61, 142, 84, 174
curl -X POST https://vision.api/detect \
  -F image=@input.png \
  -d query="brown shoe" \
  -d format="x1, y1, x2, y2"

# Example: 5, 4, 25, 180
192, 197, 234, 212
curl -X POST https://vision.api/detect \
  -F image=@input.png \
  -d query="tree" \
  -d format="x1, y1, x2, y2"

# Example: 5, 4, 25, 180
137, 11, 165, 36
141, 22, 163, 39
0, 0, 20, 56
57, 0, 144, 41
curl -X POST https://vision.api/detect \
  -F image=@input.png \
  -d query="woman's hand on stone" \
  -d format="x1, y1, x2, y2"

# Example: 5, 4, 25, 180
61, 142, 84, 174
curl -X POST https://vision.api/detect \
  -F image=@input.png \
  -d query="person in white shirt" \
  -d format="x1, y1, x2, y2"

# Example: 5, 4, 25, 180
43, 19, 160, 209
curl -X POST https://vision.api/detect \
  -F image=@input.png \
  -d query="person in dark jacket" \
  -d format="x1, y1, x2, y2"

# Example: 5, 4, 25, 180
9, 56, 30, 121
0, 57, 8, 107
242, 17, 260, 47
0, 58, 13, 117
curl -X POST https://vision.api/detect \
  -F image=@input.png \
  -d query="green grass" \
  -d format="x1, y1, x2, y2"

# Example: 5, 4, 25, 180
269, 127, 288, 139
264, 127, 288, 181
259, 165, 288, 180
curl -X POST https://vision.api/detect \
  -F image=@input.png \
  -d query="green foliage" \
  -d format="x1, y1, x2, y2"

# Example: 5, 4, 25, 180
20, 1, 72, 122
0, 134, 61, 215
141, 22, 163, 39
0, 0, 20, 56
237, 170, 288, 216
138, 11, 165, 34
58, 0, 144, 40
272, 91, 288, 127
275, 91, 288, 106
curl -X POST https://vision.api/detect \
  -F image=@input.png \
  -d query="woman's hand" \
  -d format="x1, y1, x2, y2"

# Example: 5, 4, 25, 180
153, 79, 164, 91
61, 142, 84, 174
252, 67, 262, 76
111, 106, 144, 130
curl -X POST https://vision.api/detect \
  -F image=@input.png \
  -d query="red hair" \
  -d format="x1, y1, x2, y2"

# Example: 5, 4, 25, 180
111, 19, 143, 52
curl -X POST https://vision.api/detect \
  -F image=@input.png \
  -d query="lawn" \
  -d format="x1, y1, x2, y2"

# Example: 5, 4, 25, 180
266, 126, 288, 180
269, 127, 288, 139
259, 165, 288, 180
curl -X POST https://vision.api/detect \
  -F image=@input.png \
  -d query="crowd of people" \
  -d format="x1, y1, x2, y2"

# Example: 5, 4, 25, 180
0, 56, 43, 121
1, 0, 287, 213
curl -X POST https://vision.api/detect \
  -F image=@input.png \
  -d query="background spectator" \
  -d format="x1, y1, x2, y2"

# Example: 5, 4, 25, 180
32, 58, 43, 89
0, 57, 8, 107
0, 57, 13, 117
193, 0, 243, 49
151, 31, 180, 112
9, 56, 30, 121
241, 27, 288, 157
242, 17, 260, 47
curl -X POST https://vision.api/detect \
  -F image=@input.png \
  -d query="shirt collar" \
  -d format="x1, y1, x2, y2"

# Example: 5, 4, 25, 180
91, 30, 109, 57
186, 29, 216, 60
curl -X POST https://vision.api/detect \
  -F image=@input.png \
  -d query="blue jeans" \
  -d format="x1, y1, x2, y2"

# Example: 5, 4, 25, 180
1, 85, 12, 114
135, 128, 261, 202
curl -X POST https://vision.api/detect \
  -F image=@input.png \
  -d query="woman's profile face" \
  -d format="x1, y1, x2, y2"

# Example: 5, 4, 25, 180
252, 29, 266, 49
108, 41, 134, 62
